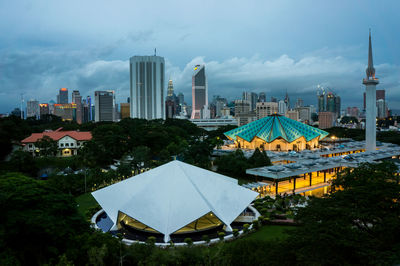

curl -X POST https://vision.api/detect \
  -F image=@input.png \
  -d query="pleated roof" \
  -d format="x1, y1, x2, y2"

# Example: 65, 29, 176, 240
225, 114, 329, 143
92, 160, 258, 241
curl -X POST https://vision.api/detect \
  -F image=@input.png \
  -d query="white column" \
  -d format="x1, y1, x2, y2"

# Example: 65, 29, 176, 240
365, 84, 376, 151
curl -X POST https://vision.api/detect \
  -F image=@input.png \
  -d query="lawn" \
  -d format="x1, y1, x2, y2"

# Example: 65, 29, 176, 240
244, 225, 297, 241
75, 192, 99, 216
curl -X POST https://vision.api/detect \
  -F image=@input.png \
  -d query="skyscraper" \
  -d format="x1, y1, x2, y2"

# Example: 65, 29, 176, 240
258, 92, 266, 103
58, 88, 68, 104
27, 100, 39, 118
191, 65, 208, 119
130, 55, 165, 119
95, 90, 115, 122
72, 90, 82, 124
318, 94, 326, 112
363, 30, 379, 152
278, 100, 287, 115
284, 91, 290, 109
242, 92, 258, 111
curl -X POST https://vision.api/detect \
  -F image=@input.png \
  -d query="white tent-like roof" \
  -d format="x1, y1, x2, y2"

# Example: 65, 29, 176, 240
92, 160, 258, 242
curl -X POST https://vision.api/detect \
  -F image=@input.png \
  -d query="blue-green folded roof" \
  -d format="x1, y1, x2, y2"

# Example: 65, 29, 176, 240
225, 115, 329, 143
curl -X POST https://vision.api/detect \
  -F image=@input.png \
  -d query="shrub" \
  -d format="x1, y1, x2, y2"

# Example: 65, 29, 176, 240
146, 236, 156, 245
202, 235, 210, 244
260, 208, 269, 215
252, 219, 259, 230
243, 223, 250, 233
184, 237, 193, 246
232, 228, 239, 238
218, 231, 226, 241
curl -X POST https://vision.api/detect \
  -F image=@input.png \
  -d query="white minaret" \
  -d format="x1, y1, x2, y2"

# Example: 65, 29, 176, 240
363, 30, 379, 152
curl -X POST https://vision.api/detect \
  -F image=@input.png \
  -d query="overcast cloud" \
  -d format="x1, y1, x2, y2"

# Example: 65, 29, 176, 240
0, 0, 399, 113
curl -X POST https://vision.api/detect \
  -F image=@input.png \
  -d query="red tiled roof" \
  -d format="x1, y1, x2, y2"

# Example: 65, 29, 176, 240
21, 131, 92, 143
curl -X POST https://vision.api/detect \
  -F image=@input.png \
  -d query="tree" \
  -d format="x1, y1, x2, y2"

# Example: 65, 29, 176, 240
130, 146, 151, 173
248, 148, 272, 168
36, 135, 58, 157
0, 173, 89, 265
215, 149, 250, 178
286, 162, 400, 265
7, 150, 38, 176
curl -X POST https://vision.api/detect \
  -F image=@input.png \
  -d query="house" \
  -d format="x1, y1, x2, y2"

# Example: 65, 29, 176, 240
21, 128, 92, 157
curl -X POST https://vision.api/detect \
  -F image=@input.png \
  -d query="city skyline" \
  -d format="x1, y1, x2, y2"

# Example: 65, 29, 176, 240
1, 1, 400, 113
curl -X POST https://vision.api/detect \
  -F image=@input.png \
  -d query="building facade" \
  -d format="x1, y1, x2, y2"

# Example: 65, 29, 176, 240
256, 102, 278, 119
27, 100, 39, 118
130, 55, 165, 119
95, 91, 115, 122
58, 88, 68, 104
318, 111, 335, 129
191, 65, 208, 119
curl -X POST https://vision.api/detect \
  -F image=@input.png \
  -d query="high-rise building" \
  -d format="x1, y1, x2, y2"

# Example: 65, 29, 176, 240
130, 55, 165, 119
270, 97, 277, 103
120, 103, 130, 119
278, 100, 287, 115
296, 106, 312, 123
346, 107, 360, 119
284, 91, 290, 109
258, 92, 266, 103
318, 112, 335, 129
256, 102, 278, 119
82, 100, 90, 123
234, 100, 251, 117
27, 99, 39, 118
243, 92, 258, 111
54, 104, 76, 121
318, 94, 325, 112
377, 99, 386, 119
178, 93, 184, 106
95, 90, 115, 122
335, 96, 341, 117
39, 103, 49, 118
285, 110, 299, 121
295, 98, 304, 108
191, 65, 208, 119
363, 30, 379, 152
11, 108, 22, 117
58, 88, 68, 104
87, 96, 92, 121
72, 90, 82, 124
363, 89, 385, 110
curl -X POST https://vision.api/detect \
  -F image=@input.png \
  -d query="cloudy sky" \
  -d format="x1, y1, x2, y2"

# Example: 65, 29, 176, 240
1, 0, 399, 113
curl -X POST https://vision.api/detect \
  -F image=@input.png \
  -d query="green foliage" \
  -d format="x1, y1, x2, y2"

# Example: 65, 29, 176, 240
35, 135, 58, 157
184, 237, 193, 246
243, 223, 250, 233
218, 231, 226, 241
202, 234, 210, 243
252, 219, 259, 230
286, 162, 400, 265
0, 172, 89, 265
146, 236, 156, 246
340, 116, 359, 124
215, 148, 271, 179
232, 229, 239, 238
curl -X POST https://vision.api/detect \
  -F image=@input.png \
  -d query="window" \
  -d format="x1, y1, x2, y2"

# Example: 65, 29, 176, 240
65, 143, 69, 147
70, 143, 74, 147
60, 143, 64, 147
29, 144, 33, 148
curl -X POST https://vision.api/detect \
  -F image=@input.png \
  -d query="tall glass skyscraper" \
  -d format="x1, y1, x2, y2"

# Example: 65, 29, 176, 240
95, 90, 115, 122
130, 55, 165, 119
191, 65, 208, 119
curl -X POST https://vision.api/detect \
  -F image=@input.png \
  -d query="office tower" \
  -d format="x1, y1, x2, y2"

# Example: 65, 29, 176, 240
285, 110, 299, 121
270, 97, 277, 103
295, 98, 304, 108
49, 100, 55, 115
363, 89, 385, 110
256, 102, 278, 119
346, 107, 360, 119
258, 92, 266, 103
243, 92, 258, 111
278, 100, 287, 115
191, 65, 208, 119
216, 99, 226, 117
95, 90, 115, 122
11, 108, 22, 117
318, 112, 335, 129
335, 96, 341, 117
296, 106, 312, 123
165, 79, 178, 118
39, 104, 49, 118
284, 91, 290, 109
86, 96, 92, 121
318, 94, 326, 112
82, 100, 90, 123
54, 104, 76, 121
57, 88, 68, 104
27, 99, 39, 118
376, 99, 386, 118
72, 90, 82, 124
326, 93, 335, 113
167, 79, 174, 97
363, 30, 379, 152
120, 103, 130, 119
178, 93, 184, 106
234, 100, 251, 117
130, 55, 165, 119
